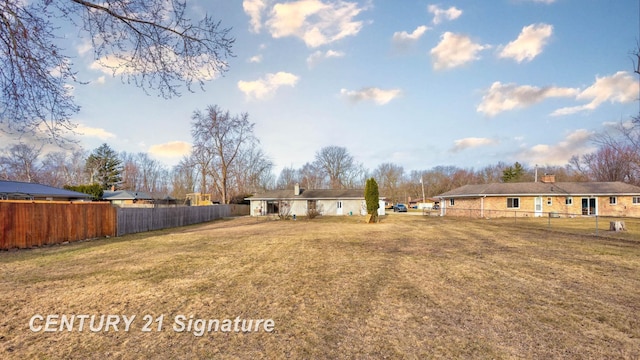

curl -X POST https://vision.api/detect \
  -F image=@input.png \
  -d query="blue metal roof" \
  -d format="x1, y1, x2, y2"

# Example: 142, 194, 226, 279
0, 180, 92, 199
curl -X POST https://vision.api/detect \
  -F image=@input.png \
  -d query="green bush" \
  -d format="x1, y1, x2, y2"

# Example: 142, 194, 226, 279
64, 184, 104, 201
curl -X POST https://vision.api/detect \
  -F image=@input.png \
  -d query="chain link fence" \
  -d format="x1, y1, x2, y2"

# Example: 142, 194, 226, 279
429, 208, 639, 241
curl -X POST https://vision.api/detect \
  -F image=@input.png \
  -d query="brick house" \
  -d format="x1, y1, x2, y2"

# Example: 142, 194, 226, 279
437, 175, 640, 218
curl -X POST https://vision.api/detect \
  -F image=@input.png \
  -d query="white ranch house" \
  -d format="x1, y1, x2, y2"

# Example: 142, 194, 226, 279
246, 184, 385, 217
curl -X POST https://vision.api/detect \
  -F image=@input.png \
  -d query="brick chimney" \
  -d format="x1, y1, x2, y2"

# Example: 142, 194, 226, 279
294, 183, 300, 196
540, 174, 556, 183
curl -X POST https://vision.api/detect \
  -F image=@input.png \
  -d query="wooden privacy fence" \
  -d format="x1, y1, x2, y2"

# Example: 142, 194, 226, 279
0, 201, 116, 250
1, 202, 250, 250
115, 205, 248, 236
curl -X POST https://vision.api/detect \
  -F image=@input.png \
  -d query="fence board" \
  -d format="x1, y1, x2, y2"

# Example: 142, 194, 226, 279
0, 201, 116, 250
0, 202, 249, 249
115, 205, 246, 236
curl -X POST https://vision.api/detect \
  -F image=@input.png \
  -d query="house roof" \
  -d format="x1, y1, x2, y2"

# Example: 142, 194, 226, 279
247, 188, 375, 200
102, 190, 154, 201
438, 181, 640, 198
0, 180, 92, 199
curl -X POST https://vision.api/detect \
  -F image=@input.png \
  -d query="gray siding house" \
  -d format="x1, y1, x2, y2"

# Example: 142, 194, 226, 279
246, 184, 386, 217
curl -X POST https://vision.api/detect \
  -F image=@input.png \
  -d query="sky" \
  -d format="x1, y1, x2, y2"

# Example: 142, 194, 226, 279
4, 0, 640, 176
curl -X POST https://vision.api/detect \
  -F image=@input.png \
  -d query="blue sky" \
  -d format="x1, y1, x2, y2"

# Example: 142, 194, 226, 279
7, 0, 639, 175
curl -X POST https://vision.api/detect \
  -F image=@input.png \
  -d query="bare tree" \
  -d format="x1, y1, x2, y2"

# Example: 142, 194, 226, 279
594, 122, 640, 184
299, 162, 324, 190
231, 147, 274, 198
120, 152, 141, 190
373, 163, 404, 202
570, 145, 637, 183
1, 0, 234, 141
343, 162, 369, 189
277, 167, 299, 190
191, 105, 257, 204
313, 146, 359, 189
40, 152, 72, 188
0, 143, 42, 182
119, 152, 168, 194
171, 156, 198, 200
189, 144, 214, 195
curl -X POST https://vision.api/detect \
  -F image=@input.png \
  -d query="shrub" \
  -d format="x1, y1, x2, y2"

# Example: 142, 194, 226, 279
278, 200, 292, 220
307, 209, 321, 219
364, 178, 379, 223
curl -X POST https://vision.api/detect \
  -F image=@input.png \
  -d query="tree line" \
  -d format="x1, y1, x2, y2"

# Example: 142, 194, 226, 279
1, 105, 639, 204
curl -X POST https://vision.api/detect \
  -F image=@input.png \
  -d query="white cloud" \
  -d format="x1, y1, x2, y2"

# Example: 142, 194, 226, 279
77, 40, 93, 56
477, 82, 579, 117
75, 124, 116, 140
430, 32, 490, 70
94, 76, 106, 85
499, 23, 553, 63
148, 141, 192, 159
394, 26, 429, 42
249, 55, 263, 63
243, 0, 267, 33
517, 129, 595, 166
306, 49, 345, 67
265, 0, 367, 48
340, 87, 402, 105
238, 72, 300, 100
89, 48, 220, 81
552, 71, 637, 116
450, 137, 498, 153
428, 5, 462, 25
392, 25, 429, 46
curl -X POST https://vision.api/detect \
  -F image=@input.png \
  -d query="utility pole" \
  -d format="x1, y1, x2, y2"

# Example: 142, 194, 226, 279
420, 176, 426, 209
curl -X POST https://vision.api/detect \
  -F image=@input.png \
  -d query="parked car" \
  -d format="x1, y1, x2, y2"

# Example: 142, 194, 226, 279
393, 204, 407, 212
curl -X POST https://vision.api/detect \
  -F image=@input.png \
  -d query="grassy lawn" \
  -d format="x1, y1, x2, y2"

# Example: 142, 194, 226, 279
1, 215, 639, 359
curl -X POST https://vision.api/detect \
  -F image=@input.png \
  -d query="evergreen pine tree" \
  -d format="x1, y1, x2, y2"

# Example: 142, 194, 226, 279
85, 143, 123, 190
364, 177, 380, 223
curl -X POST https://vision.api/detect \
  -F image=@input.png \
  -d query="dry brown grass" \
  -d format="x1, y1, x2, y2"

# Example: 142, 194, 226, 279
1, 215, 639, 359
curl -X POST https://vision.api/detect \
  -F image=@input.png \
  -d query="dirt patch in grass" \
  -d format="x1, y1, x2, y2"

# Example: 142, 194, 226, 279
1, 215, 639, 358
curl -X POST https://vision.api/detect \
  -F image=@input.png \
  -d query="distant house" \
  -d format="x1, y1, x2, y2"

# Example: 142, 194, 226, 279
407, 197, 440, 210
102, 190, 155, 207
0, 180, 92, 201
246, 184, 386, 217
437, 175, 640, 218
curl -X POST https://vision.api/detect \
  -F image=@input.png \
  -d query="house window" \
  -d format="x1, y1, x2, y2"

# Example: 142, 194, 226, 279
507, 198, 520, 209
307, 200, 317, 210
547, 197, 552, 206
565, 197, 573, 205
633, 196, 640, 205
609, 197, 617, 205
449, 199, 455, 206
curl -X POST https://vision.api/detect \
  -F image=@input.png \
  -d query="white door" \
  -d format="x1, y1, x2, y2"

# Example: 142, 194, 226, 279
534, 197, 543, 217
336, 201, 343, 215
